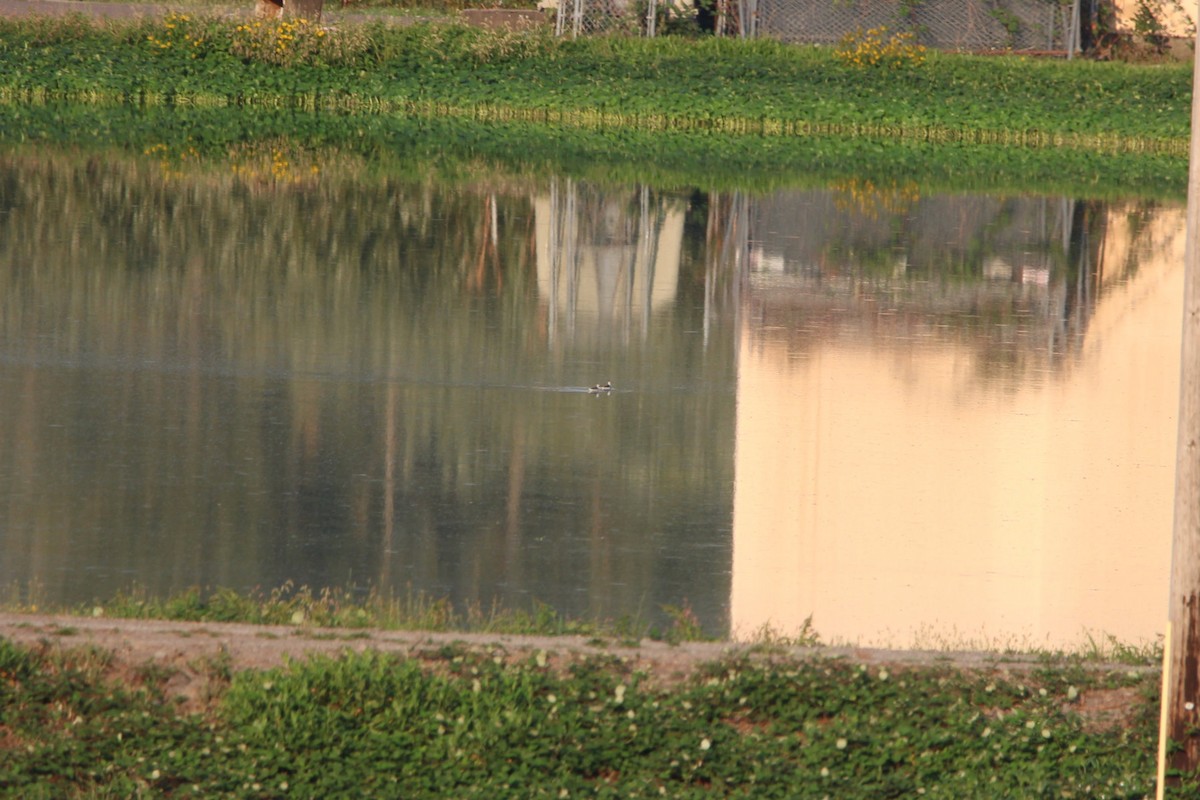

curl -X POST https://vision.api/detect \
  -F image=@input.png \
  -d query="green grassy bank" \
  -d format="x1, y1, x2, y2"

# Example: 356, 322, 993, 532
0, 14, 1190, 156
0, 586, 1184, 796
0, 632, 1180, 798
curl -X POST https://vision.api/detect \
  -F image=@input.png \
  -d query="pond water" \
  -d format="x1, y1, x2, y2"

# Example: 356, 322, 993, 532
0, 151, 1181, 647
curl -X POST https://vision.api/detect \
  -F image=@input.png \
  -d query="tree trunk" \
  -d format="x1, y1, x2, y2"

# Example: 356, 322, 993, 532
255, 0, 283, 19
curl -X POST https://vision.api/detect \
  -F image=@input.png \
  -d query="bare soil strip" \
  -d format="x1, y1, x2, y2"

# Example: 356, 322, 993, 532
0, 611, 1151, 677
0, 613, 1154, 729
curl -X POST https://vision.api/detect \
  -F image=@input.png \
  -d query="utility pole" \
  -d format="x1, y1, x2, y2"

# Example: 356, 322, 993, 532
1165, 25, 1200, 780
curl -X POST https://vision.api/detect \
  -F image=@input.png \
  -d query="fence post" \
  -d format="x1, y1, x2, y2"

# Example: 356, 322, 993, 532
1165, 24, 1200, 783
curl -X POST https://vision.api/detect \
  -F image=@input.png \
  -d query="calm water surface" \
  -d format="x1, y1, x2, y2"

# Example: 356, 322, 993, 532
0, 154, 1181, 646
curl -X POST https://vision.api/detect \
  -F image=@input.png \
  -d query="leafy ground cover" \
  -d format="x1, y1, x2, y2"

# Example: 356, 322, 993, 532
0, 14, 1189, 155
0, 622, 1184, 798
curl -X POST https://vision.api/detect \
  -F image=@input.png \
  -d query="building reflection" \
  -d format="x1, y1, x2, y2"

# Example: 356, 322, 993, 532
535, 179, 685, 343
730, 195, 1182, 648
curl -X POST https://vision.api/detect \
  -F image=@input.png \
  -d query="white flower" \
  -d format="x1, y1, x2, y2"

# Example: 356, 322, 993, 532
700, 738, 712, 751
836, 738, 848, 750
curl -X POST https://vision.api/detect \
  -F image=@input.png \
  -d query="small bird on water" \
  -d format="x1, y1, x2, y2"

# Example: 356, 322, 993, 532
588, 381, 613, 394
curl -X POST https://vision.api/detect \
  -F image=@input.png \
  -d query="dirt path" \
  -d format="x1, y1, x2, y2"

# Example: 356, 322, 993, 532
0, 0, 170, 19
1, 612, 1154, 730
0, 611, 1148, 678
0, 0, 539, 28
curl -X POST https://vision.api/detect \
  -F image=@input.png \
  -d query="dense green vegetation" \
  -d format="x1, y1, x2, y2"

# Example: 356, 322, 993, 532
0, 14, 1189, 156
0, 634, 1184, 798
0, 101, 1187, 199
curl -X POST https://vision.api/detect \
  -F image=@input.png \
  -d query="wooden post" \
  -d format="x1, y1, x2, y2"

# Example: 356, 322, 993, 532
1165, 17, 1200, 780
286, 0, 324, 23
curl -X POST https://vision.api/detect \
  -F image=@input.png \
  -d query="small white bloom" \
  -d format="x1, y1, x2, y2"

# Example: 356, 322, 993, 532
1187, 701, 1196, 711
1041, 728, 1051, 739
878, 669, 889, 681
536, 650, 547, 668
836, 738, 848, 750
614, 684, 626, 703
547, 694, 557, 704
820, 767, 830, 777
700, 738, 712, 751
472, 679, 481, 694
1067, 686, 1079, 701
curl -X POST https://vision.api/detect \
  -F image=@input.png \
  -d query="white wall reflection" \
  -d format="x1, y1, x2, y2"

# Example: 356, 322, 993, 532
535, 180, 684, 340
732, 200, 1183, 648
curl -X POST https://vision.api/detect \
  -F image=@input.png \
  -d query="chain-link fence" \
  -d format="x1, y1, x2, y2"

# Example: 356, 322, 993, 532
553, 0, 755, 37
554, 0, 1079, 53
758, 0, 1075, 51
